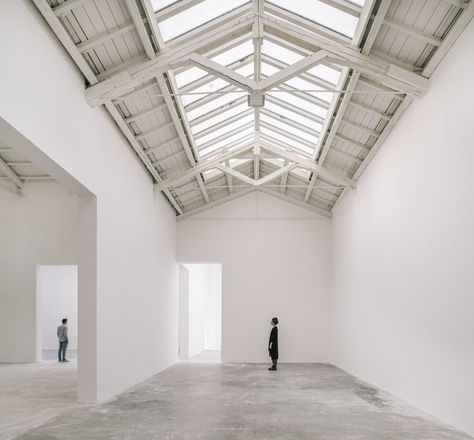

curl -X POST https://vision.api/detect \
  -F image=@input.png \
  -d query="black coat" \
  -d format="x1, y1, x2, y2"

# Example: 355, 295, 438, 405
268, 326, 279, 359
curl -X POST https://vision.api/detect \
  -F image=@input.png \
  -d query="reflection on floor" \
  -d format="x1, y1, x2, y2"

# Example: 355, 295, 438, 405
9, 363, 473, 440
0, 353, 79, 440
182, 350, 221, 364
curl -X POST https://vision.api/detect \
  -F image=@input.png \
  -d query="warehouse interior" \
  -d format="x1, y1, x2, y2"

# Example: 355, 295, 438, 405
0, 0, 473, 439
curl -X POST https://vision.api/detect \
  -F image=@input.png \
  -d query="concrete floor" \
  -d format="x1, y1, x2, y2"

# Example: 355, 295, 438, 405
3, 359, 472, 440
0, 351, 79, 440
183, 350, 221, 364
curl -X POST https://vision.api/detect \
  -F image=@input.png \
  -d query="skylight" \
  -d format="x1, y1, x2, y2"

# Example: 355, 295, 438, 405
158, 0, 249, 41
268, 0, 359, 38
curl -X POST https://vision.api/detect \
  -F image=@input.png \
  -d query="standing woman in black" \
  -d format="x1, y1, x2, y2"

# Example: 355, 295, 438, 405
268, 317, 279, 371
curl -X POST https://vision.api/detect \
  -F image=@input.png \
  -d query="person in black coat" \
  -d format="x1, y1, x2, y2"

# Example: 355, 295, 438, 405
268, 317, 279, 371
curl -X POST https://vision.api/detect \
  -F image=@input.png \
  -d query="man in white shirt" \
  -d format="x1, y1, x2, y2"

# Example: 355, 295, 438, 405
57, 318, 69, 362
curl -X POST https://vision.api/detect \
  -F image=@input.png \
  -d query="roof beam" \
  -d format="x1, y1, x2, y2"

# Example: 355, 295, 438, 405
154, 143, 254, 192
85, 13, 254, 106
225, 160, 233, 194
52, 0, 88, 16
123, 101, 168, 124
260, 121, 316, 150
0, 156, 23, 189
382, 17, 442, 46
76, 23, 135, 53
156, 74, 209, 203
258, 188, 332, 218
260, 142, 356, 189
141, 0, 165, 51
216, 163, 297, 186
106, 102, 183, 214
155, 0, 206, 21
180, 55, 253, 93
261, 54, 336, 91
423, 1, 474, 76
188, 53, 257, 91
125, 0, 155, 58
261, 12, 429, 95
280, 160, 289, 194
32, 0, 97, 84
258, 51, 328, 90
177, 188, 254, 220
317, 0, 362, 17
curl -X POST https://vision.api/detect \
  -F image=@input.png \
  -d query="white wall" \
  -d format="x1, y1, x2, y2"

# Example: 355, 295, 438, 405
0, 1, 178, 403
39, 265, 78, 350
177, 191, 332, 363
0, 182, 79, 362
206, 264, 222, 351
331, 21, 474, 437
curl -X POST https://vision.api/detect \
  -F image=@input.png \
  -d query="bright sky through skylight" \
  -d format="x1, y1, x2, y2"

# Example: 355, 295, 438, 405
158, 0, 248, 41
269, 0, 359, 37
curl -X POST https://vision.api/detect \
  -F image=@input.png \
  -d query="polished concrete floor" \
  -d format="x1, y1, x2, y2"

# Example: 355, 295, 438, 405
3, 357, 472, 440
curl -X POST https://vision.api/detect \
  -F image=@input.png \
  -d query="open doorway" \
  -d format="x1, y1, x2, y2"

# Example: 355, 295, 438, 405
178, 264, 222, 363
37, 265, 78, 363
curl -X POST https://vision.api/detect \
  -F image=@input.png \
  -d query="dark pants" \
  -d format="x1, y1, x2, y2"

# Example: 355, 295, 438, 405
272, 359, 278, 368
58, 341, 68, 361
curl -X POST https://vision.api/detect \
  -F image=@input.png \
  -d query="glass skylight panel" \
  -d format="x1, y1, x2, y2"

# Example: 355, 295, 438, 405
174, 67, 208, 88
285, 77, 332, 103
307, 64, 341, 85
159, 0, 249, 41
180, 78, 229, 106
199, 128, 254, 157
191, 102, 249, 134
261, 127, 314, 155
195, 114, 254, 146
267, 91, 328, 119
151, 0, 177, 11
261, 63, 280, 77
264, 101, 321, 132
262, 40, 303, 64
229, 158, 252, 168
203, 168, 223, 180
186, 91, 246, 121
211, 40, 254, 66
260, 114, 318, 144
269, 0, 359, 38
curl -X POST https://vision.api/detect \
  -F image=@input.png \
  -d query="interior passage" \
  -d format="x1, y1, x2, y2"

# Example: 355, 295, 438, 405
8, 362, 471, 440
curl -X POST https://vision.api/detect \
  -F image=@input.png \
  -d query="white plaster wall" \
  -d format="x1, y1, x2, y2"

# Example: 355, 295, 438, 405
0, 1, 178, 402
0, 182, 79, 362
39, 265, 78, 350
331, 21, 474, 437
185, 264, 208, 357
177, 191, 332, 363
206, 264, 222, 351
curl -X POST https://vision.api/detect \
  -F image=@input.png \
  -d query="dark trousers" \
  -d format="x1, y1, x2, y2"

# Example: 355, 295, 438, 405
272, 359, 278, 368
58, 341, 68, 361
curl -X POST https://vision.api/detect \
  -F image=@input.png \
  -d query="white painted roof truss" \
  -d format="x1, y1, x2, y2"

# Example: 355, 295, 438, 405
33, 0, 473, 217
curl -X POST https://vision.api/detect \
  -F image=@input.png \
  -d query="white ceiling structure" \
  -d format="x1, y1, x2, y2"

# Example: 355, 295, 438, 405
0, 145, 54, 194
32, 0, 473, 218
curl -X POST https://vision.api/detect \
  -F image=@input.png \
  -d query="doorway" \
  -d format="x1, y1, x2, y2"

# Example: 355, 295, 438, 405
37, 265, 78, 362
178, 264, 222, 363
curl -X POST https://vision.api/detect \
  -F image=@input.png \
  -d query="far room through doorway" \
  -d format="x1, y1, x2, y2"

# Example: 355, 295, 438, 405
179, 264, 222, 363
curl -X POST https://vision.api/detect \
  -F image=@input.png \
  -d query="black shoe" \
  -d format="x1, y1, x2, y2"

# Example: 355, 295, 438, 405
268, 367, 277, 371
63, 359, 70, 362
